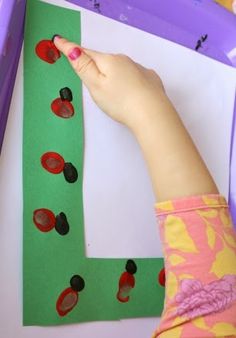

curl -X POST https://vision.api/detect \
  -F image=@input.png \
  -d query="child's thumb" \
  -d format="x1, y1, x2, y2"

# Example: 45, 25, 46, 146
54, 36, 100, 88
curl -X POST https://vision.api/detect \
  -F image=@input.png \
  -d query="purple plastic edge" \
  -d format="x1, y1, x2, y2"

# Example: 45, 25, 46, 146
0, 0, 15, 54
67, 0, 236, 67
0, 0, 26, 152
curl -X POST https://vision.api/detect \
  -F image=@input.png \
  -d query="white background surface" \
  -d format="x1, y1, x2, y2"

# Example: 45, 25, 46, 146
82, 3, 236, 257
0, 0, 236, 337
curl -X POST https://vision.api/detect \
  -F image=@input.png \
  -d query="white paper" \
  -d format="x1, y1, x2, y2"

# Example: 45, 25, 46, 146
81, 9, 236, 258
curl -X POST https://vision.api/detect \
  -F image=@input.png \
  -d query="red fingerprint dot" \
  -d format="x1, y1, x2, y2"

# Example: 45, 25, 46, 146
51, 98, 74, 118
33, 208, 56, 232
35, 40, 61, 64
41, 152, 65, 174
56, 287, 78, 317
158, 268, 166, 287
117, 271, 135, 303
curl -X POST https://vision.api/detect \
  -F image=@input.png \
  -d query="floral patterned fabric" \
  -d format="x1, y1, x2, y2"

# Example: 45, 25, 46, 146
215, 0, 236, 13
153, 195, 236, 337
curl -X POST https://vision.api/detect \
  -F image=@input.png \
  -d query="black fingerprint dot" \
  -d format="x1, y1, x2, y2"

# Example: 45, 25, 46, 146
70, 275, 85, 292
60, 87, 73, 102
125, 259, 137, 275
55, 212, 69, 235
63, 162, 78, 183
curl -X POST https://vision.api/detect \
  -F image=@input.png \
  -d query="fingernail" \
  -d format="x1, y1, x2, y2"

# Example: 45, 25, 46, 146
68, 47, 81, 61
52, 34, 62, 42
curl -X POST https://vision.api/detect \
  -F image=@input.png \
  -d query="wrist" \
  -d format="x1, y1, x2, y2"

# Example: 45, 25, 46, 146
128, 92, 172, 137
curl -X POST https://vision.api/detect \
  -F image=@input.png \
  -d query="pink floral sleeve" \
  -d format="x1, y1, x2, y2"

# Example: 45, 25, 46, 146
153, 194, 236, 338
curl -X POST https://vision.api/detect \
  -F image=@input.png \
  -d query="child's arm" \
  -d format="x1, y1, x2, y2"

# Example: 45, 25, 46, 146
54, 37, 236, 337
54, 37, 218, 201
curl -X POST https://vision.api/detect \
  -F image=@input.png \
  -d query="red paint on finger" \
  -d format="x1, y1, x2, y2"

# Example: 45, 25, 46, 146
68, 47, 81, 61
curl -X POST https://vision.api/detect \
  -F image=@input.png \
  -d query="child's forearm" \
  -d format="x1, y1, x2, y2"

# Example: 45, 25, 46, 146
131, 92, 218, 201
54, 37, 219, 201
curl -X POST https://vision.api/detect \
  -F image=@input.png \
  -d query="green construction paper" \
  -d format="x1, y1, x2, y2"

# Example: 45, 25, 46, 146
23, 0, 165, 326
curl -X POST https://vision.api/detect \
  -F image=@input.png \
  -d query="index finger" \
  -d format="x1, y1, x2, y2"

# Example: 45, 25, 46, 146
54, 35, 102, 88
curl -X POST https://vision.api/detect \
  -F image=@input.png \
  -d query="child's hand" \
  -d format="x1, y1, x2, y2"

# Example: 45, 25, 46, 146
54, 36, 165, 131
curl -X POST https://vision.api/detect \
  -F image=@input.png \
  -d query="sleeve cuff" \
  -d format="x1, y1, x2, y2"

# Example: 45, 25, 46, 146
155, 194, 228, 216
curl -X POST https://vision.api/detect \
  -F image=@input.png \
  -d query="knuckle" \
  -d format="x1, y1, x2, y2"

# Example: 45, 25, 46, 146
103, 54, 117, 64
74, 57, 94, 75
116, 53, 126, 58
117, 53, 131, 61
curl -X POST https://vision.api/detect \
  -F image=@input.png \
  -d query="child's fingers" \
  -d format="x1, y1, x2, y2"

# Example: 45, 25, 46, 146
54, 36, 102, 88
